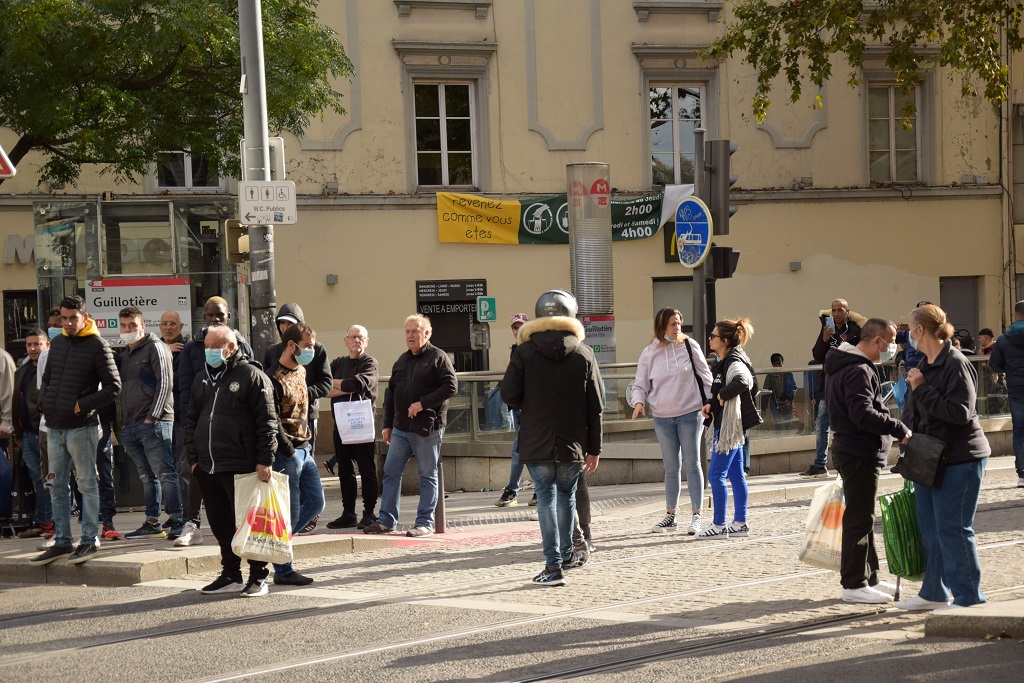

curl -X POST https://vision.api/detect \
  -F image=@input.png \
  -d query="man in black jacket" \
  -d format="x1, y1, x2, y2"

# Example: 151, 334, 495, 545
185, 325, 279, 597
364, 314, 457, 538
32, 296, 121, 566
502, 290, 603, 587
803, 299, 865, 479
13, 329, 52, 538
824, 317, 910, 604
325, 324, 379, 530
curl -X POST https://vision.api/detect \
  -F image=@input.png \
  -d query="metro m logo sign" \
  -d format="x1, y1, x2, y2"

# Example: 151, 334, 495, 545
4, 234, 35, 265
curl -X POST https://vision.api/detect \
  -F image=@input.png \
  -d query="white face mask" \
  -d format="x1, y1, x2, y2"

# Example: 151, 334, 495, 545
879, 341, 897, 363
120, 330, 144, 345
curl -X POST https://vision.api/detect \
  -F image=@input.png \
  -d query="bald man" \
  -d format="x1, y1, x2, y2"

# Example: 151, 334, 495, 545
184, 325, 279, 597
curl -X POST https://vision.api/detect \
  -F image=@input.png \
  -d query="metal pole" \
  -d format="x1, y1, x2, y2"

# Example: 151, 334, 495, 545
692, 128, 707, 343
434, 461, 446, 534
238, 0, 276, 361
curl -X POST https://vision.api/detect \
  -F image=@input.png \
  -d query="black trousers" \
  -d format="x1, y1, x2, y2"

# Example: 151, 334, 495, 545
833, 451, 881, 589
572, 471, 591, 544
193, 468, 268, 582
332, 430, 378, 515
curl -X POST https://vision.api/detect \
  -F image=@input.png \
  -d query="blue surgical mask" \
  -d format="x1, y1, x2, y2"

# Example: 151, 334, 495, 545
205, 348, 225, 368
908, 331, 920, 351
663, 334, 676, 342
295, 347, 315, 365
48, 327, 62, 340
880, 342, 897, 363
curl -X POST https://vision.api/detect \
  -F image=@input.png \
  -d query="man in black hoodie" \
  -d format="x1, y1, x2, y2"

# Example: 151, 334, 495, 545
501, 290, 603, 587
824, 317, 911, 604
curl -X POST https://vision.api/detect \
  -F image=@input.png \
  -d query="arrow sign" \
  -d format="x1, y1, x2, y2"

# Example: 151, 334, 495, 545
0, 144, 16, 179
674, 197, 713, 268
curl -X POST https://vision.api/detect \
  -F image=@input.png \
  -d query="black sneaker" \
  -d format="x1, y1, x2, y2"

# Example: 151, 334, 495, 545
799, 465, 830, 479
532, 567, 566, 587
357, 513, 378, 530
164, 518, 186, 541
298, 516, 319, 535
890, 458, 904, 474
561, 546, 590, 571
495, 489, 518, 507
326, 512, 359, 529
528, 493, 538, 507
125, 521, 166, 538
274, 571, 314, 586
362, 522, 395, 535
241, 577, 269, 597
200, 574, 245, 595
323, 460, 336, 476
31, 544, 73, 564
68, 543, 99, 565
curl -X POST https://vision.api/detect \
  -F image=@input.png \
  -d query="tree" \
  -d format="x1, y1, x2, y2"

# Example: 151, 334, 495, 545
0, 0, 353, 186
705, 0, 1024, 123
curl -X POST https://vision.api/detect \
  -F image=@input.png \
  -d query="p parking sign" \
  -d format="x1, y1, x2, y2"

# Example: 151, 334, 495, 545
476, 296, 497, 322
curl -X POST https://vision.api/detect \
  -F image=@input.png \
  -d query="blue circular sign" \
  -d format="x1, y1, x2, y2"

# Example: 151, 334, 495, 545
674, 197, 713, 268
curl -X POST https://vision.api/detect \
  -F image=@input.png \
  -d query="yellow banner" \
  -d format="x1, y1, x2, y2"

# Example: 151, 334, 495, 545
437, 192, 522, 244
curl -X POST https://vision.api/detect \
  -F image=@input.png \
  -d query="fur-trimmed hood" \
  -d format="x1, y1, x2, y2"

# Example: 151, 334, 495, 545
517, 315, 586, 362
818, 309, 867, 329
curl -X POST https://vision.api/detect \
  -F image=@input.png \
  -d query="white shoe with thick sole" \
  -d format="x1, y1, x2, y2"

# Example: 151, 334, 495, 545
842, 586, 893, 604
894, 595, 950, 611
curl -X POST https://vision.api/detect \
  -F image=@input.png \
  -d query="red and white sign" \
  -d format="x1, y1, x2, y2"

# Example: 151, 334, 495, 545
0, 144, 16, 179
590, 178, 610, 208
86, 277, 192, 346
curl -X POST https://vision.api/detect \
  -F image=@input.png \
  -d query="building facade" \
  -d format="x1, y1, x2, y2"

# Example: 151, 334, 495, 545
0, 0, 1018, 373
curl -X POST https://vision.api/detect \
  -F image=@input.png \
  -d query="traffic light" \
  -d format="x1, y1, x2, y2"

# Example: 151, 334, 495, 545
224, 219, 249, 263
706, 139, 738, 235
709, 245, 740, 279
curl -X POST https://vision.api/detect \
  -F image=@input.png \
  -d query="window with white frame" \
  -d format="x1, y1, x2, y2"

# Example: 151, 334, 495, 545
868, 85, 919, 183
649, 85, 704, 186
414, 83, 476, 187
156, 151, 224, 191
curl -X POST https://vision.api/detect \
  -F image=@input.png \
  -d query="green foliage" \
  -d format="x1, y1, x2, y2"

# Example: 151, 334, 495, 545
705, 0, 1023, 123
0, 0, 353, 185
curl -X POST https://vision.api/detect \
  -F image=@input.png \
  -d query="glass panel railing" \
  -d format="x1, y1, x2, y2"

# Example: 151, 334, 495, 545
372, 355, 1008, 444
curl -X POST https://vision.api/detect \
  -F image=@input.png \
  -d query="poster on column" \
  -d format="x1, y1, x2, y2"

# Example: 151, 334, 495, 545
86, 277, 192, 347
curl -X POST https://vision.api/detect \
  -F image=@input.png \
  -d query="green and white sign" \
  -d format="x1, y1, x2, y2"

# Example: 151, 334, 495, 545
476, 296, 497, 322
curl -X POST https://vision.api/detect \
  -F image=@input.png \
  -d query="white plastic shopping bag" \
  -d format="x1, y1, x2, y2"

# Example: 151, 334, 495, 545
334, 398, 376, 444
231, 471, 293, 564
798, 480, 845, 571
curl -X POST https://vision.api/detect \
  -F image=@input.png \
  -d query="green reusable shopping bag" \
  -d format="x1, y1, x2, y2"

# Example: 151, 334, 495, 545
878, 480, 926, 581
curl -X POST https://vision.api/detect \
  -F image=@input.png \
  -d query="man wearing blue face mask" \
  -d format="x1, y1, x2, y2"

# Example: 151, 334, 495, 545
824, 317, 911, 604
268, 322, 325, 587
263, 302, 332, 534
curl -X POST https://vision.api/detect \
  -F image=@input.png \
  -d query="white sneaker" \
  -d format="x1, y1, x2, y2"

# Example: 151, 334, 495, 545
842, 586, 893, 604
173, 522, 203, 547
529, 509, 540, 521
894, 595, 950, 611
932, 604, 964, 613
874, 581, 899, 596
687, 514, 702, 535
36, 537, 56, 551
695, 523, 728, 539
726, 522, 749, 537
406, 526, 434, 538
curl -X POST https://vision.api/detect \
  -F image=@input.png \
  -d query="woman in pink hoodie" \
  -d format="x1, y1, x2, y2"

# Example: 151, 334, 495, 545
631, 308, 713, 535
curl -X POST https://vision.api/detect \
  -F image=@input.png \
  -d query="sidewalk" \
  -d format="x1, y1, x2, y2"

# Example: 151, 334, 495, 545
1, 455, 1019, 623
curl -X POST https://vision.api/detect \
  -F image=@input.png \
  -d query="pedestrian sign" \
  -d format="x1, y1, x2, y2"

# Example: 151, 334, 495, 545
476, 296, 497, 322
675, 197, 713, 268
238, 180, 297, 225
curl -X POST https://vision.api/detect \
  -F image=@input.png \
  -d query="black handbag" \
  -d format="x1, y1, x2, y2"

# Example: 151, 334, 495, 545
901, 432, 949, 488
681, 338, 713, 427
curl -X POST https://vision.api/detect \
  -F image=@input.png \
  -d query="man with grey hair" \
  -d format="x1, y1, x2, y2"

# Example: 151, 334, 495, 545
326, 324, 380, 529
364, 315, 457, 537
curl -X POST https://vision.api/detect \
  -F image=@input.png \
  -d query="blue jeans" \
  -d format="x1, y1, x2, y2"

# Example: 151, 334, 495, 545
505, 410, 523, 493
21, 432, 52, 524
709, 432, 748, 526
273, 444, 327, 576
121, 421, 182, 521
652, 411, 704, 513
527, 461, 580, 569
378, 428, 443, 530
915, 459, 988, 607
814, 399, 830, 468
48, 425, 101, 547
1009, 394, 1024, 477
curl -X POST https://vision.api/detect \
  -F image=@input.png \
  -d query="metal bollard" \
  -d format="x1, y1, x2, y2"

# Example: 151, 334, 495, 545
434, 460, 446, 533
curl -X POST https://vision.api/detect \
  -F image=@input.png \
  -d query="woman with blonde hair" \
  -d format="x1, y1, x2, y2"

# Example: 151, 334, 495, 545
698, 317, 761, 538
631, 308, 713, 534
895, 304, 989, 611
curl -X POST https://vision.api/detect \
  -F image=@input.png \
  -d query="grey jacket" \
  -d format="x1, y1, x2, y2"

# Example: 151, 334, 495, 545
118, 332, 174, 426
